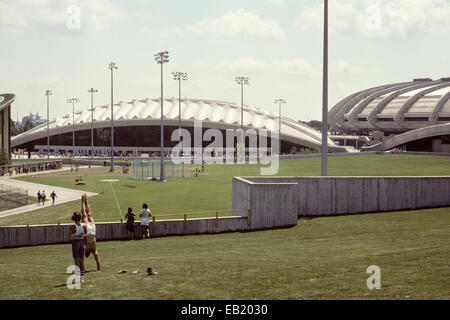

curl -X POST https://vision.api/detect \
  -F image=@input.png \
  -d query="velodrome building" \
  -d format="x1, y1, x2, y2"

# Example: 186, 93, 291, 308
11, 98, 347, 155
0, 93, 14, 154
328, 78, 450, 152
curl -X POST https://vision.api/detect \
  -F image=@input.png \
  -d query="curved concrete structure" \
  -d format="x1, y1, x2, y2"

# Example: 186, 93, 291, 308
329, 78, 450, 133
362, 123, 450, 151
12, 97, 346, 153
0, 93, 15, 153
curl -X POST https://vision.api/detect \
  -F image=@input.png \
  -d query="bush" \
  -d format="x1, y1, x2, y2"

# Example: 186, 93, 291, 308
0, 147, 11, 166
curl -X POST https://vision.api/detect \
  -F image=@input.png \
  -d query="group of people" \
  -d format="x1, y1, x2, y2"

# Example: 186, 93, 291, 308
124, 203, 152, 239
69, 194, 101, 283
37, 190, 57, 206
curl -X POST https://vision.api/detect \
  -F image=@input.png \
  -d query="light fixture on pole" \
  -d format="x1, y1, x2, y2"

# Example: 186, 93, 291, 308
45, 90, 52, 159
235, 76, 249, 160
172, 72, 188, 153
108, 62, 118, 173
88, 88, 98, 161
67, 98, 80, 158
155, 51, 169, 182
274, 99, 286, 137
321, 0, 328, 176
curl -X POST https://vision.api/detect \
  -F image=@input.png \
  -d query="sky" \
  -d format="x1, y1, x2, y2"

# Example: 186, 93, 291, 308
1, 0, 449, 123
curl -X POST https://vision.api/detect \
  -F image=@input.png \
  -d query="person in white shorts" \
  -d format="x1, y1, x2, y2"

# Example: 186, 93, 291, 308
140, 203, 151, 239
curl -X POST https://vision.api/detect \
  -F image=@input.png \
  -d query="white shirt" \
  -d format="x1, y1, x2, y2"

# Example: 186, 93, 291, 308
140, 208, 151, 226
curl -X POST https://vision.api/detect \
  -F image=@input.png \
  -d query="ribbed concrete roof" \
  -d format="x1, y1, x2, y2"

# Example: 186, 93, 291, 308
12, 97, 345, 151
329, 78, 450, 131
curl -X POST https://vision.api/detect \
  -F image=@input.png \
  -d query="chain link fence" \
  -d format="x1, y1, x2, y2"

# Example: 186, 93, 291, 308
131, 159, 191, 180
0, 184, 29, 210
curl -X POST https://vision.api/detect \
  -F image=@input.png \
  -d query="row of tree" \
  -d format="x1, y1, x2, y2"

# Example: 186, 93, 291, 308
10, 118, 35, 137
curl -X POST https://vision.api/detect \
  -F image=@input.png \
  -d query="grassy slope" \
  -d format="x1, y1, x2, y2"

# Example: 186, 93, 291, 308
0, 207, 449, 299
1, 154, 449, 299
1, 154, 450, 226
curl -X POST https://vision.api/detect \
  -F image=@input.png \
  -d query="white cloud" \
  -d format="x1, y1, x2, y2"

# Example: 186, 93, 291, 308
0, 0, 124, 33
187, 8, 286, 40
294, 0, 450, 38
214, 57, 365, 78
214, 57, 318, 76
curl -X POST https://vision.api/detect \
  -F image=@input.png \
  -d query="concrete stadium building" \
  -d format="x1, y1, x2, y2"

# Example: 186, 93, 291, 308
0, 93, 14, 154
328, 78, 450, 152
11, 98, 347, 155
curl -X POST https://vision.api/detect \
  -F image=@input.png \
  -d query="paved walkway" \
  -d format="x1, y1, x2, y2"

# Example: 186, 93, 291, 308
0, 167, 97, 219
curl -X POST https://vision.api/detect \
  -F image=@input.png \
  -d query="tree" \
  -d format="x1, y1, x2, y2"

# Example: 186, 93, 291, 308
23, 119, 35, 132
0, 147, 10, 166
10, 118, 23, 136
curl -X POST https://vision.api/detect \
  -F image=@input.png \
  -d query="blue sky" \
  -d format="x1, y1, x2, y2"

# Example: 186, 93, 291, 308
1, 0, 449, 122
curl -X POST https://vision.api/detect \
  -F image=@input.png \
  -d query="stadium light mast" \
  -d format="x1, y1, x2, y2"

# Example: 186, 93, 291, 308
88, 88, 98, 161
108, 62, 118, 173
274, 99, 286, 137
235, 76, 249, 160
155, 51, 169, 182
172, 72, 188, 151
67, 98, 80, 158
321, 0, 328, 176
45, 90, 52, 160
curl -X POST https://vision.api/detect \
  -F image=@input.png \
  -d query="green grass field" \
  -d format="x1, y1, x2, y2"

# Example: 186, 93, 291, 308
0, 207, 449, 299
0, 154, 449, 300
1, 154, 450, 226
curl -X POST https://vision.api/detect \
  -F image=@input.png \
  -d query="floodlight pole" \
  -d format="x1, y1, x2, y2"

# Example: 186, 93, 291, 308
88, 88, 98, 161
173, 72, 188, 152
109, 63, 118, 173
67, 98, 80, 159
235, 76, 249, 157
274, 99, 286, 137
321, 0, 328, 176
45, 90, 52, 160
155, 51, 169, 182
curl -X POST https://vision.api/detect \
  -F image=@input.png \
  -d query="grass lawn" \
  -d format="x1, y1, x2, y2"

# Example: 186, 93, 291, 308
0, 207, 449, 299
1, 154, 450, 226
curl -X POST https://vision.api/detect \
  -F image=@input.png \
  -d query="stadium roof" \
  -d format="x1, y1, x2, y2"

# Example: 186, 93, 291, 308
12, 97, 345, 152
329, 78, 450, 131
0, 94, 15, 112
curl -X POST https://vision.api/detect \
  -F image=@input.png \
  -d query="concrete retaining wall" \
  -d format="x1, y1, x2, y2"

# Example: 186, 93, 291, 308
233, 177, 298, 229
0, 216, 250, 249
233, 176, 450, 217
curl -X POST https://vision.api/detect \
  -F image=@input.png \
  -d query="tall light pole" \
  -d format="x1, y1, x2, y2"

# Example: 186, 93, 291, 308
45, 90, 52, 159
108, 62, 118, 172
155, 51, 169, 182
235, 76, 249, 159
274, 99, 286, 137
172, 72, 188, 151
67, 98, 80, 158
321, 0, 328, 176
88, 88, 98, 161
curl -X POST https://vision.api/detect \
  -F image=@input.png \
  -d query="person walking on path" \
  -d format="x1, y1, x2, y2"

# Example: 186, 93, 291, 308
37, 190, 41, 206
50, 191, 57, 205
41, 190, 46, 206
